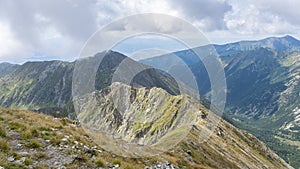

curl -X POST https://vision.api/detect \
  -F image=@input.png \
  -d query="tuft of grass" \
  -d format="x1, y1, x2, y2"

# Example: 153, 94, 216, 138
96, 160, 105, 167
41, 134, 51, 141
25, 139, 41, 148
9, 122, 25, 131
60, 118, 68, 126
112, 160, 121, 166
22, 130, 33, 139
5, 163, 27, 169
123, 165, 134, 169
38, 126, 52, 131
65, 149, 72, 155
31, 129, 39, 137
24, 157, 33, 165
0, 138, 9, 152
34, 152, 47, 159
34, 164, 49, 169
0, 126, 6, 137
177, 160, 188, 167
50, 137, 60, 145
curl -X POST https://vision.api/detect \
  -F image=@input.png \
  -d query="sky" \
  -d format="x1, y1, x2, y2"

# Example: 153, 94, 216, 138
0, 0, 300, 63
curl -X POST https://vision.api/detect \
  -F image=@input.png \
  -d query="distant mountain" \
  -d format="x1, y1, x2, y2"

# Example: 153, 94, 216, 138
140, 35, 300, 168
0, 51, 179, 118
214, 35, 300, 54
0, 62, 18, 78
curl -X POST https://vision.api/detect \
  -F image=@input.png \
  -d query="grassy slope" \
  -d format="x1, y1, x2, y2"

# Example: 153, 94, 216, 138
0, 107, 291, 169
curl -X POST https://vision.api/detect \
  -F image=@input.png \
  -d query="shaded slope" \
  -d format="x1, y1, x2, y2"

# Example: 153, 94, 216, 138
0, 51, 179, 117
0, 62, 18, 78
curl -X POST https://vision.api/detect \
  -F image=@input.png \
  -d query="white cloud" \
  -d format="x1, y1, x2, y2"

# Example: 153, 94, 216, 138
167, 0, 232, 30
0, 22, 31, 63
224, 0, 300, 36
0, 0, 299, 63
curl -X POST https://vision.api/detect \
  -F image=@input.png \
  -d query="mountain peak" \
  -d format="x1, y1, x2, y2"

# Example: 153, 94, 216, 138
282, 34, 297, 40
280, 34, 300, 44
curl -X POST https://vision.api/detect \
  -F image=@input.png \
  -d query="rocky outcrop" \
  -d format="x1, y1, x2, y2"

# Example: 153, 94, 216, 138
73, 82, 291, 168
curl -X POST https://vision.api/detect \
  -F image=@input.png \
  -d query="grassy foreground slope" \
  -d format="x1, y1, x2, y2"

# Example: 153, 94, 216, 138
0, 106, 291, 169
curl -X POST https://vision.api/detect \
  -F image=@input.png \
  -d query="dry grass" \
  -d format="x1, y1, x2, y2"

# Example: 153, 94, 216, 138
0, 107, 287, 169
0, 108, 175, 168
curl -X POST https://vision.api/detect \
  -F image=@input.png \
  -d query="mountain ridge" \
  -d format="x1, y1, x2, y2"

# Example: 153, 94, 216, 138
140, 35, 300, 168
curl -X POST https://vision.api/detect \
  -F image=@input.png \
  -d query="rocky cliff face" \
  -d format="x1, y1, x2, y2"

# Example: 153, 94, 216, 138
76, 82, 203, 150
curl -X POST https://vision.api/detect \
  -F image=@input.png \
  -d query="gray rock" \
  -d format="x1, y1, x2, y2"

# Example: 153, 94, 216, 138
61, 138, 68, 142
146, 161, 180, 169
18, 151, 29, 156
7, 156, 14, 162
15, 157, 26, 164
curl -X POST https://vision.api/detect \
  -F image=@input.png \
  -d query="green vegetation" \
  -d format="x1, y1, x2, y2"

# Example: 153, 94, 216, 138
112, 159, 121, 166
226, 117, 300, 168
25, 139, 41, 148
0, 138, 9, 152
95, 160, 104, 167
0, 126, 6, 137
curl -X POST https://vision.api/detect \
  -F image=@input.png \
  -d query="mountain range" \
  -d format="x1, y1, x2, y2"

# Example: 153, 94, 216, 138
0, 35, 299, 168
141, 35, 300, 168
